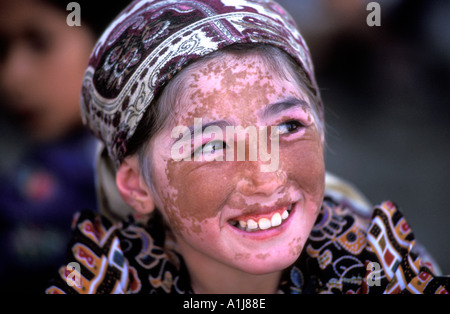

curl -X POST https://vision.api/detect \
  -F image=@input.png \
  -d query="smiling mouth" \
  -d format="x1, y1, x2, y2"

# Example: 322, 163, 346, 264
228, 203, 294, 232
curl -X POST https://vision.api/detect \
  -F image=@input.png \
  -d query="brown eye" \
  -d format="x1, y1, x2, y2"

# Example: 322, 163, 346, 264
277, 120, 304, 135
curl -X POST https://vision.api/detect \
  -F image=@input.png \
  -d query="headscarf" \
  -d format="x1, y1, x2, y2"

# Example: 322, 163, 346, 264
81, 0, 321, 167
80, 0, 322, 220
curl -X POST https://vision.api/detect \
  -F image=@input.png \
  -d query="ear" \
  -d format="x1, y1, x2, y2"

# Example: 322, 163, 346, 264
116, 156, 155, 215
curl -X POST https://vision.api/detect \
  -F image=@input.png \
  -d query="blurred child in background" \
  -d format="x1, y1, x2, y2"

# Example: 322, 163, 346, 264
0, 0, 128, 293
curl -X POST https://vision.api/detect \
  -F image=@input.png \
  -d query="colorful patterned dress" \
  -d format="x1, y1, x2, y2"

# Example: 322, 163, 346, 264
46, 196, 449, 294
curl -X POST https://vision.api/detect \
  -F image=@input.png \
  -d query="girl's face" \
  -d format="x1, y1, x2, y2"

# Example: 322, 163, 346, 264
147, 53, 325, 275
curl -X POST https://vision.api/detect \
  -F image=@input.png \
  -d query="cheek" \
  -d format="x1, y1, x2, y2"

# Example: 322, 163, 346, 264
159, 160, 235, 235
281, 132, 325, 206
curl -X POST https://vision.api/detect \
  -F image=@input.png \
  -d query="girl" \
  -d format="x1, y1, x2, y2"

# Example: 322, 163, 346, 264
47, 0, 449, 294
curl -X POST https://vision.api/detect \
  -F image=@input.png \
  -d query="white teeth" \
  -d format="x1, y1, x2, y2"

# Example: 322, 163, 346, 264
231, 204, 294, 232
258, 218, 271, 230
271, 212, 282, 227
247, 219, 258, 230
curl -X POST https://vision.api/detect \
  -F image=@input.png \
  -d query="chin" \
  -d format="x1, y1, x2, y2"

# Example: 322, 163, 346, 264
236, 253, 300, 276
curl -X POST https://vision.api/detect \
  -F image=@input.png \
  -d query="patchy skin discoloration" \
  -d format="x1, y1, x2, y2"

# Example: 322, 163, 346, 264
179, 59, 279, 128
255, 253, 271, 260
144, 52, 325, 279
235, 252, 251, 260
288, 237, 303, 257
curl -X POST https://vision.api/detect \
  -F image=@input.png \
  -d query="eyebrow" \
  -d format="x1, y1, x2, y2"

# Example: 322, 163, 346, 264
261, 97, 311, 119
171, 97, 310, 144
189, 120, 232, 136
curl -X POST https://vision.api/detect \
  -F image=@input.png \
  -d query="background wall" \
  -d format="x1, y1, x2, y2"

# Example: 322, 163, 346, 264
277, 0, 450, 273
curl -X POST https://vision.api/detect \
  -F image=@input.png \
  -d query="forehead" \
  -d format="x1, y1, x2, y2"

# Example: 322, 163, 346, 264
171, 53, 306, 124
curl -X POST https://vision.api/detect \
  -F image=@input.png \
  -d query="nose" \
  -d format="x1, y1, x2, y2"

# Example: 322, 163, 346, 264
236, 164, 287, 197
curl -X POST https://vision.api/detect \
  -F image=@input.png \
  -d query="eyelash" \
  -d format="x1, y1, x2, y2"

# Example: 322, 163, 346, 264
192, 140, 227, 157
277, 119, 305, 135
191, 119, 306, 157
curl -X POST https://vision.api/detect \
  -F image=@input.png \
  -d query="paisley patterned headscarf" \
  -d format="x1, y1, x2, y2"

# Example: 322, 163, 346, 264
80, 0, 322, 168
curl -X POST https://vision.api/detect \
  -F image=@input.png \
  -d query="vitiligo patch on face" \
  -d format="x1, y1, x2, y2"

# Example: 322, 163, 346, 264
147, 53, 325, 278
170, 118, 280, 172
